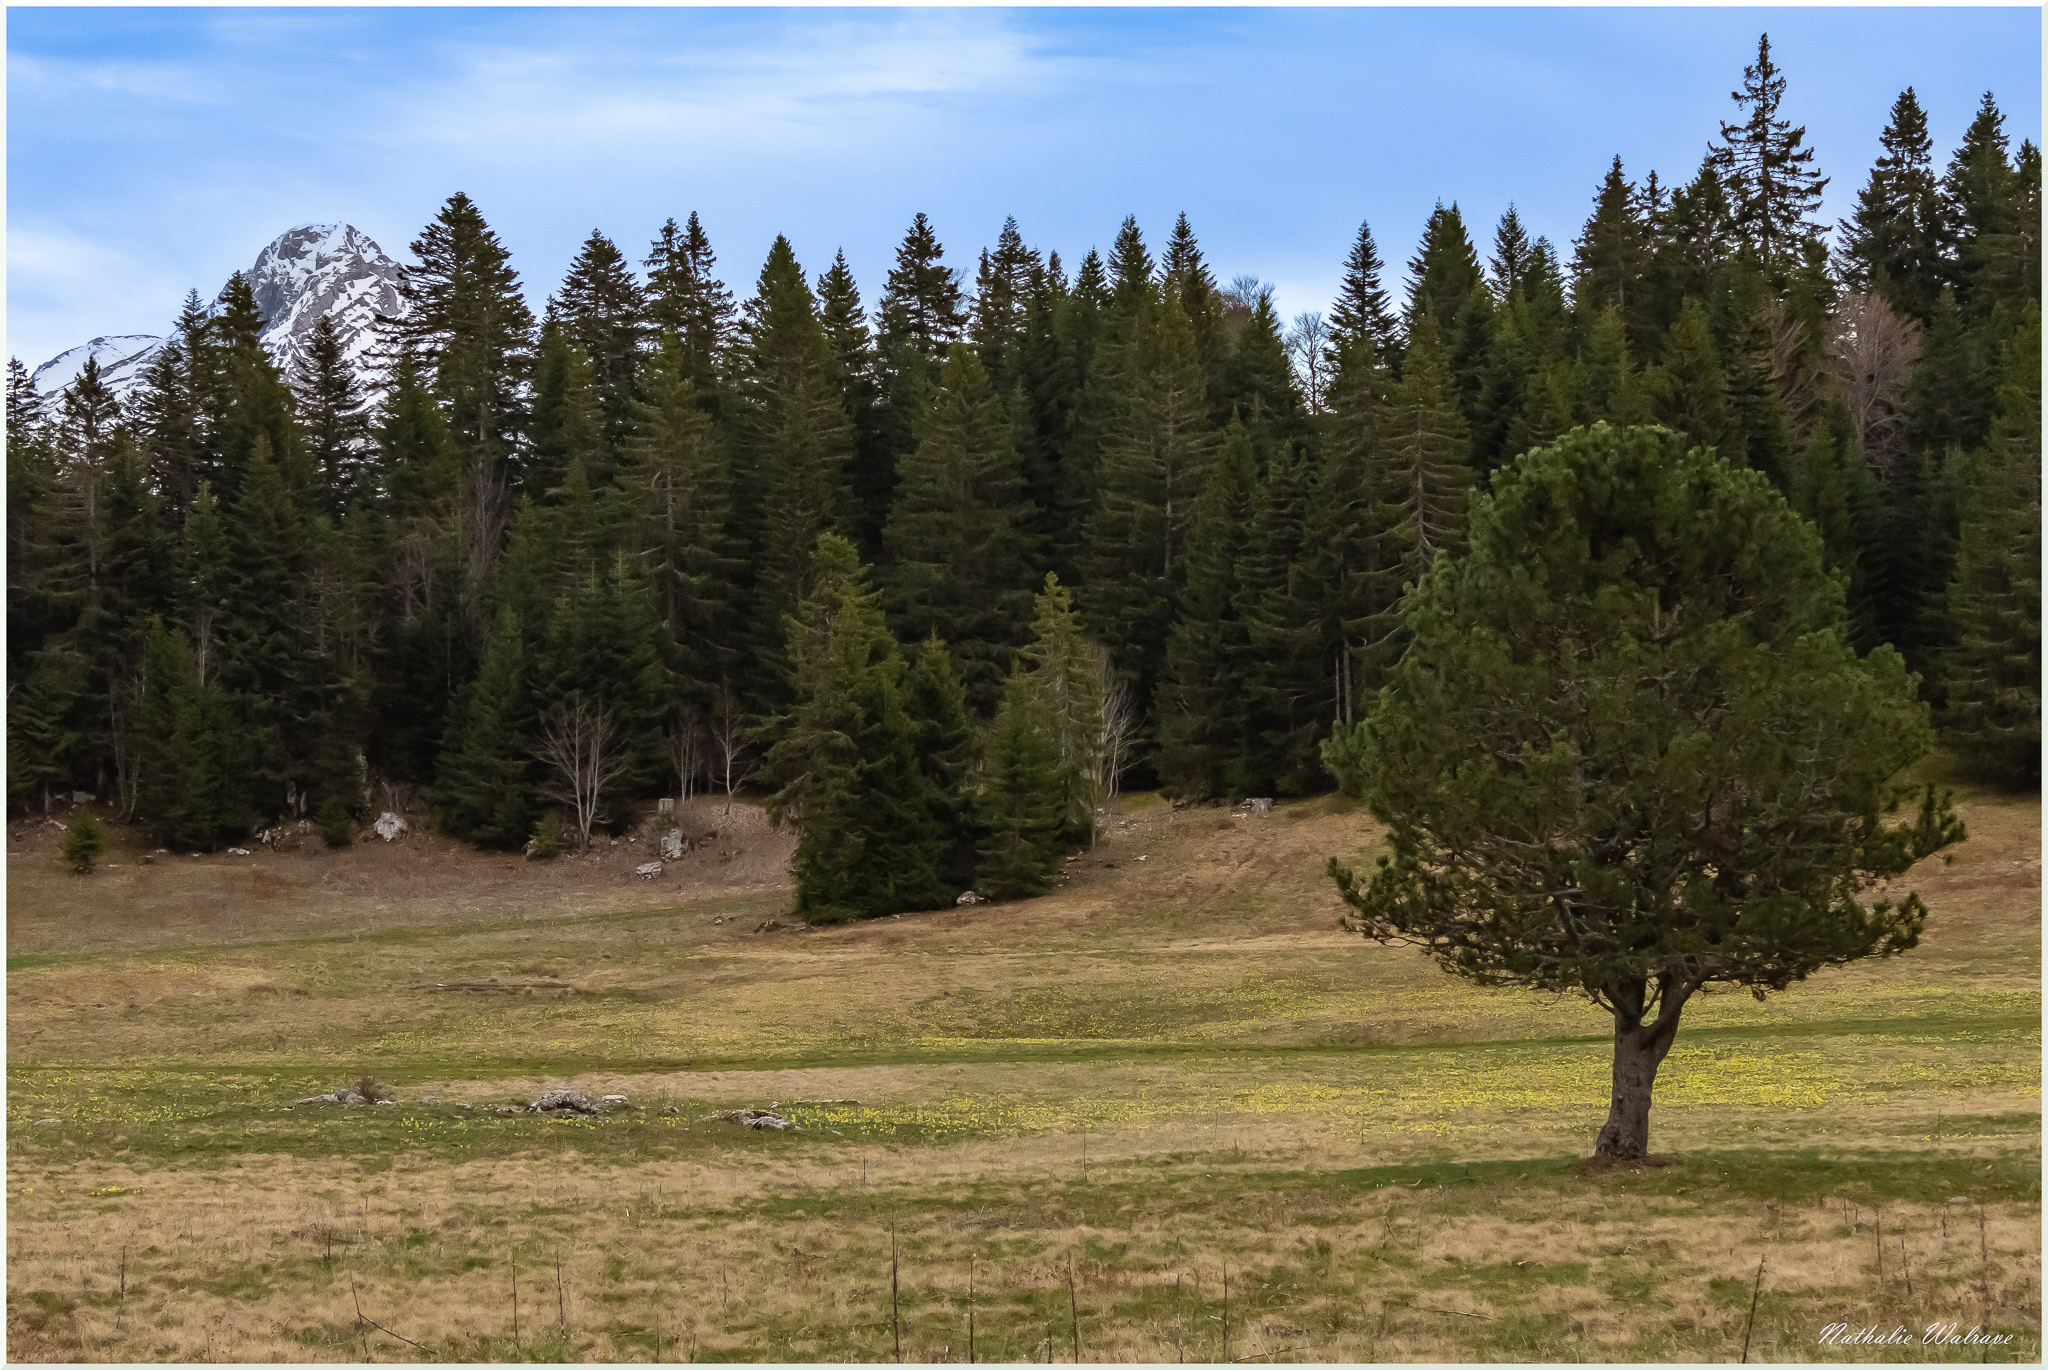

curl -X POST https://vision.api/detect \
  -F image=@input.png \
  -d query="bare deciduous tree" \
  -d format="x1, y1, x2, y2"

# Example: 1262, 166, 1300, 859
671, 709, 705, 804
710, 686, 749, 816
1826, 292, 1922, 484
1092, 649, 1138, 801
533, 700, 630, 849
1285, 310, 1332, 412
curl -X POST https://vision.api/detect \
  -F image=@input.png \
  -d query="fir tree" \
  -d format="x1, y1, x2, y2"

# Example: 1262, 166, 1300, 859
433, 608, 538, 847
1940, 93, 2030, 318
644, 213, 737, 410
1573, 157, 1653, 329
975, 668, 1067, 898
1941, 309, 2040, 783
1018, 573, 1102, 846
554, 229, 647, 465
764, 533, 951, 921
1328, 220, 1402, 370
904, 635, 980, 887
1787, 399, 1883, 651
1406, 203, 1487, 340
1219, 293, 1310, 456
970, 216, 1038, 392
1235, 438, 1327, 794
735, 236, 858, 707
293, 313, 372, 514
1082, 284, 1217, 710
1647, 299, 1734, 456
882, 346, 1037, 711
1711, 33, 1829, 276
1489, 204, 1534, 298
525, 316, 608, 494
1154, 421, 1257, 800
1837, 87, 1944, 321
131, 620, 249, 850
1375, 313, 1474, 587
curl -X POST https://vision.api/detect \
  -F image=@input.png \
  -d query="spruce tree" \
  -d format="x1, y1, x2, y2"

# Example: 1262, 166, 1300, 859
1328, 220, 1403, 370
1941, 309, 2040, 783
1082, 284, 1217, 710
132, 620, 249, 850
1940, 93, 2031, 319
621, 340, 742, 706
1375, 313, 1474, 585
434, 608, 539, 846
970, 216, 1038, 393
1154, 421, 1257, 800
555, 229, 647, 465
1219, 293, 1310, 456
293, 313, 372, 514
1573, 157, 1653, 331
1837, 87, 1944, 321
1787, 398, 1883, 651
1647, 299, 1734, 456
1711, 33, 1829, 277
764, 533, 951, 921
1405, 203, 1487, 343
905, 635, 980, 887
526, 317, 609, 494
735, 236, 857, 707
816, 249, 887, 551
643, 212, 737, 411
1018, 573, 1102, 846
882, 346, 1037, 711
1235, 437, 1327, 794
975, 668, 1067, 898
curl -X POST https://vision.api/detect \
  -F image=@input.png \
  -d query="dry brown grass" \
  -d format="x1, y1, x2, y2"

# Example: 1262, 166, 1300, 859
6, 785, 2040, 1361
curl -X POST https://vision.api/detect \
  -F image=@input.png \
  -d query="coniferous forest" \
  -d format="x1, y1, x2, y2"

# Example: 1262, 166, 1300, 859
8, 38, 2040, 924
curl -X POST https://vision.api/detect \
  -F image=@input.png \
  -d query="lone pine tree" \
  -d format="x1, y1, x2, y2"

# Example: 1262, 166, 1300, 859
1323, 424, 1963, 1160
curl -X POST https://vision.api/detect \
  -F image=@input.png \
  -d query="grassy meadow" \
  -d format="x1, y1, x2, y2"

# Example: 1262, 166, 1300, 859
5, 781, 2040, 1362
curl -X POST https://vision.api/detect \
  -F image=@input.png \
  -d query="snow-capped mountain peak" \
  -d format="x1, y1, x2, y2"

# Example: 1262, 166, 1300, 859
30, 222, 406, 406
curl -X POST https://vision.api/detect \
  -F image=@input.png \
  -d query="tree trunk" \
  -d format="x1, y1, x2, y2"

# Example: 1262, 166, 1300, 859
1592, 977, 1694, 1160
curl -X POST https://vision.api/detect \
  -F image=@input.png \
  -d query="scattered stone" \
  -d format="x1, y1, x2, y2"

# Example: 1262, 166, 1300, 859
33, 1117, 61, 1127
662, 1105, 680, 1116
373, 811, 408, 842
419, 1096, 440, 1106
658, 797, 675, 817
281, 1106, 293, 1111
1948, 1196, 1971, 1204
140, 854, 155, 865
494, 1106, 519, 1115
227, 846, 253, 856
659, 829, 685, 860
1136, 855, 1147, 861
955, 890, 985, 906
293, 1093, 342, 1106
457, 1103, 475, 1112
70, 791, 95, 805
712, 916, 723, 925
600, 1094, 628, 1106
374, 1099, 397, 1107
1239, 797, 1273, 818
706, 1108, 789, 1131
527, 1089, 602, 1115
635, 861, 663, 880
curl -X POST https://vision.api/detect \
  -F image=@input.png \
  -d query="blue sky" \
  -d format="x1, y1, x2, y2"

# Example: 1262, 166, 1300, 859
8, 7, 2041, 370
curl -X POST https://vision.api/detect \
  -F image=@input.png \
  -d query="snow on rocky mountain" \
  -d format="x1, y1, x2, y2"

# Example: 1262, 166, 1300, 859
30, 222, 406, 407
28, 335, 169, 402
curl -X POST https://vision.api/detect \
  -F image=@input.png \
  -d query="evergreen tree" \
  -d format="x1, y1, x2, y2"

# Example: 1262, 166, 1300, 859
904, 635, 980, 887
433, 607, 538, 846
764, 533, 951, 921
293, 313, 372, 514
882, 346, 1037, 711
1939, 93, 2030, 318
735, 236, 857, 706
879, 213, 969, 362
134, 330, 205, 527
1941, 309, 2040, 783
554, 229, 647, 465
1489, 204, 1535, 298
816, 249, 886, 550
1837, 87, 1944, 321
1160, 212, 1231, 414
1219, 293, 1310, 456
644, 213, 737, 411
1573, 157, 1653, 331
1405, 203, 1487, 341
131, 620, 249, 850
975, 668, 1067, 898
1647, 298, 1734, 456
1018, 573, 1102, 846
1328, 220, 1402, 370
1375, 313, 1474, 587
1235, 437, 1327, 794
621, 340, 742, 705
1082, 284, 1217, 710
525, 316, 608, 494
534, 555, 671, 807
1711, 33, 1829, 276
970, 216, 1038, 392
1787, 398, 1883, 651
1155, 421, 1257, 800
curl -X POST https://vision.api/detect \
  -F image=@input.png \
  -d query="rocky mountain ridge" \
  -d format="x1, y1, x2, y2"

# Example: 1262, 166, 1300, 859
30, 222, 405, 406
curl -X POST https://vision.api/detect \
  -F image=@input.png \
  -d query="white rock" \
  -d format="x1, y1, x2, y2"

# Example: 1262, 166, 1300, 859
226, 847, 253, 856
373, 812, 407, 842
635, 861, 663, 879
956, 890, 984, 906
659, 829, 685, 860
